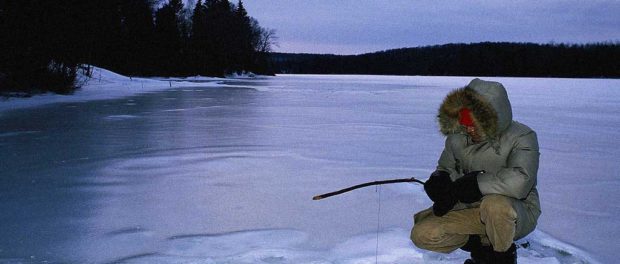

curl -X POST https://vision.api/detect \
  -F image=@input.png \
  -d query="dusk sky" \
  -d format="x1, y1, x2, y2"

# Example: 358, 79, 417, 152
235, 0, 620, 55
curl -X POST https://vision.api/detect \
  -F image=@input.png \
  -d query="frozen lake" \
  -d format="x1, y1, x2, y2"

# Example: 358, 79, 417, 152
1, 75, 619, 263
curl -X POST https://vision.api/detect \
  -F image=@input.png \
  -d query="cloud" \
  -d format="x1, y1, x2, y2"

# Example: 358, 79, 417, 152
243, 0, 620, 54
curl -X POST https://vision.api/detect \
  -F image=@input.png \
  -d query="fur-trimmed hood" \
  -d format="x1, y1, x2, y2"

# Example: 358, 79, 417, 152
438, 78, 513, 139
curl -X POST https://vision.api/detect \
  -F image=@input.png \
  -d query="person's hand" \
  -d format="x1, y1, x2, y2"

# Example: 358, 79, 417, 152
432, 197, 457, 216
424, 170, 457, 216
424, 170, 451, 201
451, 171, 484, 203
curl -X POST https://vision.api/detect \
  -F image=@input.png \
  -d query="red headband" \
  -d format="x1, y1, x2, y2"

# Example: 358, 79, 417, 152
459, 108, 475, 126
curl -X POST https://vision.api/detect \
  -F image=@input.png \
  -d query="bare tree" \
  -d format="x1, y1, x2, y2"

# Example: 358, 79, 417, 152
250, 18, 278, 53
258, 28, 278, 53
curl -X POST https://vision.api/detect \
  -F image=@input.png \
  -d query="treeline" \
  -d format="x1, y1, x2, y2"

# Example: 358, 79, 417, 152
270, 42, 620, 78
0, 0, 275, 95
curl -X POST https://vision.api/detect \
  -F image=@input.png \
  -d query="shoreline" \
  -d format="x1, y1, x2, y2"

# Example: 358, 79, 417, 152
0, 66, 225, 114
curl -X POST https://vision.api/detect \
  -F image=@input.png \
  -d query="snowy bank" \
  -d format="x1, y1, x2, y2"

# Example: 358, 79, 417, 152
0, 66, 225, 113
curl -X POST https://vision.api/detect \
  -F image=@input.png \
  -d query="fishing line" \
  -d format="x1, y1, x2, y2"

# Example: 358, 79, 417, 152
375, 185, 381, 264
311, 177, 425, 263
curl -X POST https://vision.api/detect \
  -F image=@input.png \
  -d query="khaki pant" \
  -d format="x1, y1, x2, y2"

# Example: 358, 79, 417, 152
410, 194, 537, 253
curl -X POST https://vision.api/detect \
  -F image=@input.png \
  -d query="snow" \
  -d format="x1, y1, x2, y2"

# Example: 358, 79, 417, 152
0, 66, 223, 113
1, 68, 618, 263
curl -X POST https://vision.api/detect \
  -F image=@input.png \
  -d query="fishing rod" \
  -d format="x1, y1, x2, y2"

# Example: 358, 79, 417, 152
312, 177, 425, 200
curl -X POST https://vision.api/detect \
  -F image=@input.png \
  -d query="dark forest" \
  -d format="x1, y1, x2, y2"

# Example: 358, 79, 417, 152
269, 42, 620, 78
0, 0, 276, 95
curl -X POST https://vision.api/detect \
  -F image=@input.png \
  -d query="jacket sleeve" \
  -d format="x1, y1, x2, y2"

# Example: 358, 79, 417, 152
436, 136, 461, 181
477, 131, 540, 199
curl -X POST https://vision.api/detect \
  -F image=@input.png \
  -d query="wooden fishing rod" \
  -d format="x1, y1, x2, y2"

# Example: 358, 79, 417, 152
312, 177, 425, 200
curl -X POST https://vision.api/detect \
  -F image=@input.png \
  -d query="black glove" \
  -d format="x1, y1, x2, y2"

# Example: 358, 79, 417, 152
451, 171, 484, 203
424, 170, 451, 202
432, 197, 457, 217
424, 170, 457, 217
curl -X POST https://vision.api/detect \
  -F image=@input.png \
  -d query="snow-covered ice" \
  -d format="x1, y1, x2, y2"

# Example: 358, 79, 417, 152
1, 69, 618, 263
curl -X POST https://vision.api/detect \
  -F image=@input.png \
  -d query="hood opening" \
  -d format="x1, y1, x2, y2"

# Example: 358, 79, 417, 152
437, 78, 513, 139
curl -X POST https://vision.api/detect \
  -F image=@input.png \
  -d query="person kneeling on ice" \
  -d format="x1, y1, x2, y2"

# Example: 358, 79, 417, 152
410, 79, 541, 264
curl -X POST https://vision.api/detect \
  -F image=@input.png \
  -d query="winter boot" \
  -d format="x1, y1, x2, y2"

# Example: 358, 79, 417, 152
490, 243, 517, 264
461, 235, 493, 264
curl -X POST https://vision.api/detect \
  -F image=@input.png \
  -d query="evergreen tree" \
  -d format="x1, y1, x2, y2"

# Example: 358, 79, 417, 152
119, 0, 156, 76
83, 1, 123, 71
190, 0, 209, 75
154, 0, 185, 76
204, 0, 236, 76
232, 0, 255, 72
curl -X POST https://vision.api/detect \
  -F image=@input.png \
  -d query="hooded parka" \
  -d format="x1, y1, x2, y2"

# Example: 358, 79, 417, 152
436, 78, 541, 228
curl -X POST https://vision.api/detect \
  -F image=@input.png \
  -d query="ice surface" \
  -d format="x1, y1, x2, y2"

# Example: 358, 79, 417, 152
0, 70, 618, 263
104, 229, 593, 264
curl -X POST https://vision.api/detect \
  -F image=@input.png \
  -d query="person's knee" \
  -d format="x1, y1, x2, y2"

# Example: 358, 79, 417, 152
480, 194, 517, 221
410, 221, 444, 250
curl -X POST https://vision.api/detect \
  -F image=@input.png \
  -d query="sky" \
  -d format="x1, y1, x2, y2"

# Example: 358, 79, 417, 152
236, 0, 620, 55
